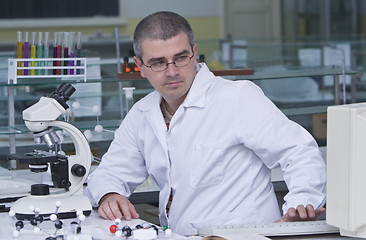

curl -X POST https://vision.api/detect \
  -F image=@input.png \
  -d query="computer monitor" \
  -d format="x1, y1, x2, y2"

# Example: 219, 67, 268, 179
326, 102, 366, 238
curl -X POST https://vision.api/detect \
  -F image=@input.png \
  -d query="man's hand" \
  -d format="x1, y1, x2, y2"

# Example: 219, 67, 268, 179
275, 204, 326, 222
98, 193, 139, 221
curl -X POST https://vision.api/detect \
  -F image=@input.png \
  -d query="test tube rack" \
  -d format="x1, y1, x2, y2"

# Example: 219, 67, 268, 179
8, 58, 87, 84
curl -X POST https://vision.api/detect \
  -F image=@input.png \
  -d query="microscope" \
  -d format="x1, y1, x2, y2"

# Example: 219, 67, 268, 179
9, 83, 92, 220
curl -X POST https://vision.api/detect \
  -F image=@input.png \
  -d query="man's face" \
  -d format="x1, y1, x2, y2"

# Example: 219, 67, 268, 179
134, 32, 198, 104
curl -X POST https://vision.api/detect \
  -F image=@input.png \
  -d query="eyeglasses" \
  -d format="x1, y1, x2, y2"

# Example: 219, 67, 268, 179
141, 53, 195, 72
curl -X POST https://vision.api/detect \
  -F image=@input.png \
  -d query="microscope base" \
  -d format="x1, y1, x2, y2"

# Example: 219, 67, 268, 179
10, 194, 92, 220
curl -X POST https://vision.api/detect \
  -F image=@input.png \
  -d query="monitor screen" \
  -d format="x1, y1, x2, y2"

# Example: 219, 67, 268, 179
326, 102, 366, 238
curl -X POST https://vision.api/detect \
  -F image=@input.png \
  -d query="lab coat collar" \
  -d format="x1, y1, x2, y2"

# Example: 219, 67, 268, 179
182, 63, 215, 109
137, 90, 161, 112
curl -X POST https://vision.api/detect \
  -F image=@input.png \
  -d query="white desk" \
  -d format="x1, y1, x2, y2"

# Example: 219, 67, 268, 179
0, 210, 355, 240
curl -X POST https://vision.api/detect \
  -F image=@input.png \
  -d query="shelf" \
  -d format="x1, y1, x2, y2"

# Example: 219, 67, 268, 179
117, 72, 143, 80
241, 67, 360, 81
0, 76, 118, 86
281, 105, 329, 116
117, 68, 254, 80
72, 119, 122, 130
0, 128, 116, 149
1, 119, 123, 135
0, 126, 23, 135
211, 69, 254, 76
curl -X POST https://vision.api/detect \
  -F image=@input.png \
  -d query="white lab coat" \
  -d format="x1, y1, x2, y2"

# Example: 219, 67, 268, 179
86, 63, 326, 236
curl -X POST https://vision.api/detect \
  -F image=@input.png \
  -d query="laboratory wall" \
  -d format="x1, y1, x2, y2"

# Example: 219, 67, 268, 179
0, 0, 223, 42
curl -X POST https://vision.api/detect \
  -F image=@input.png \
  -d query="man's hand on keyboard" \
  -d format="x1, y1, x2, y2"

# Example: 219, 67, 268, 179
275, 204, 326, 222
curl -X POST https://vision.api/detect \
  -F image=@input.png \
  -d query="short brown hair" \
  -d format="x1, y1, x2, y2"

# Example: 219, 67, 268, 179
133, 11, 195, 59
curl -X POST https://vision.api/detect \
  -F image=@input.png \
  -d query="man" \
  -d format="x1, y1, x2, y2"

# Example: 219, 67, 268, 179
86, 11, 326, 236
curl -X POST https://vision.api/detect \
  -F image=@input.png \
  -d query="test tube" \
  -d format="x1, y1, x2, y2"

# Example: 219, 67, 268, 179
53, 32, 57, 75
17, 31, 22, 76
44, 32, 49, 75
30, 32, 36, 75
76, 32, 82, 74
69, 32, 75, 75
123, 87, 136, 114
37, 32, 43, 75
24, 32, 29, 75
63, 32, 69, 75
57, 32, 63, 75
123, 57, 131, 73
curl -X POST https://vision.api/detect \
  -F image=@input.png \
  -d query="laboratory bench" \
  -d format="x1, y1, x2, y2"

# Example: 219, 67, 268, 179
0, 208, 360, 240
0, 147, 326, 222
0, 146, 360, 240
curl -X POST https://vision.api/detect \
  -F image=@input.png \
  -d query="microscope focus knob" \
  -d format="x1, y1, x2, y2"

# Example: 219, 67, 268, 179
71, 164, 86, 177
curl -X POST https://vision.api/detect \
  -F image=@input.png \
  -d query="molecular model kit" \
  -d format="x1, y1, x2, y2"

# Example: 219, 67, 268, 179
8, 208, 189, 240
109, 218, 173, 239
8, 201, 87, 240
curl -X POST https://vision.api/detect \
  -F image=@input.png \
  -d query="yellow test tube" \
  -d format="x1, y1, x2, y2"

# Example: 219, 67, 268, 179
17, 31, 22, 75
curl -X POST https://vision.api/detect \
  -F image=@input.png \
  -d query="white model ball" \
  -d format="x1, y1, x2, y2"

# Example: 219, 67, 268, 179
72, 102, 81, 110
34, 227, 41, 234
8, 210, 15, 217
84, 130, 93, 141
92, 105, 101, 114
115, 218, 122, 225
94, 125, 103, 133
50, 214, 57, 221
79, 214, 86, 222
13, 230, 19, 238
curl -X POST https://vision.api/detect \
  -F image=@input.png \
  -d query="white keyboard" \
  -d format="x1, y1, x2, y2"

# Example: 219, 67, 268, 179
197, 220, 339, 237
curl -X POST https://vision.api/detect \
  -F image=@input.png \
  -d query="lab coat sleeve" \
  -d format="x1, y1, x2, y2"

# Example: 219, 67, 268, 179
237, 81, 326, 214
86, 106, 148, 206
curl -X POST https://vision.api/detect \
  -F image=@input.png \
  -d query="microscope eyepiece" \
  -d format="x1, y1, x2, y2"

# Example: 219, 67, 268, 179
49, 83, 76, 109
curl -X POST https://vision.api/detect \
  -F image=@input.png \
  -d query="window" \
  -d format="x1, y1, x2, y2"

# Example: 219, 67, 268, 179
0, 0, 126, 28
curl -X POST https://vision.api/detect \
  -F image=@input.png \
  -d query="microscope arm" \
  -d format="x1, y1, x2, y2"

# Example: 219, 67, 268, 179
49, 120, 92, 196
